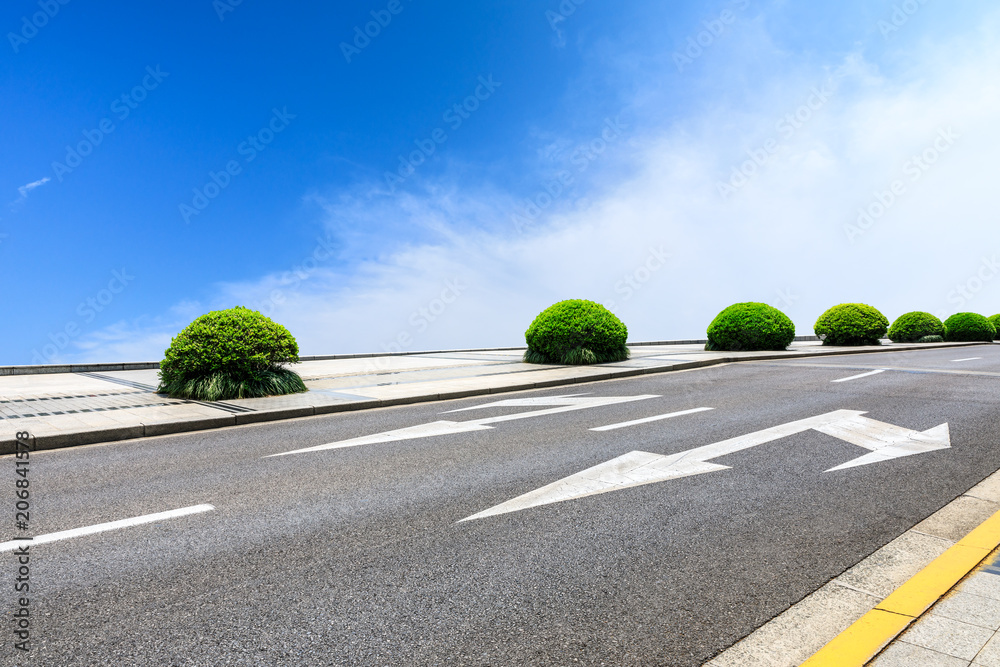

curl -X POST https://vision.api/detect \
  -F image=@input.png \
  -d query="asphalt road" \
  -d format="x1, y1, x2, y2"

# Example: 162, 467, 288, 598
4, 344, 1000, 666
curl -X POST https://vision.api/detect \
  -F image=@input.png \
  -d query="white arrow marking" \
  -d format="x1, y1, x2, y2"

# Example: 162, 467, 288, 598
267, 394, 660, 457
589, 407, 714, 432
831, 369, 886, 383
461, 410, 950, 521
817, 416, 951, 471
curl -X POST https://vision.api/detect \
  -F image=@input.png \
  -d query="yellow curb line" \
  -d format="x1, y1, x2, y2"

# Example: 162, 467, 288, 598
801, 509, 1000, 667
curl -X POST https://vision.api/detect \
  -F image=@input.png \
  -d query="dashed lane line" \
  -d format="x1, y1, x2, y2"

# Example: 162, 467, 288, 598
831, 369, 887, 383
0, 504, 215, 552
754, 361, 1000, 379
589, 407, 714, 432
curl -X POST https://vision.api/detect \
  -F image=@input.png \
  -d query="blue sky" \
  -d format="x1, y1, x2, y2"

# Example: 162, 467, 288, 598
3, 0, 999, 364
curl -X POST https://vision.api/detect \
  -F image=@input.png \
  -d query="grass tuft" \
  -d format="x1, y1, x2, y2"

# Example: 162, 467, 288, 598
157, 365, 307, 401
561, 347, 599, 365
523, 348, 552, 364
524, 345, 629, 365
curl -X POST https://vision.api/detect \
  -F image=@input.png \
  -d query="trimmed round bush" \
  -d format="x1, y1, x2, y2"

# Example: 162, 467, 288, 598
887, 311, 945, 343
943, 312, 996, 342
814, 303, 889, 346
524, 300, 629, 365
157, 306, 307, 400
705, 302, 795, 351
990, 314, 1000, 340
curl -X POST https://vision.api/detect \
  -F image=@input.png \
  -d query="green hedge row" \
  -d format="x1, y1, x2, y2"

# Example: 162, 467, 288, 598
158, 301, 999, 397
523, 300, 999, 363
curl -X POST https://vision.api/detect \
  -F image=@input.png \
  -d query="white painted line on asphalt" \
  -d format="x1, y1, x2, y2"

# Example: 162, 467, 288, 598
266, 420, 496, 457
952, 357, 983, 362
831, 369, 886, 383
589, 407, 714, 432
0, 504, 215, 552
268, 394, 661, 457
441, 394, 591, 412
817, 417, 950, 471
461, 410, 951, 521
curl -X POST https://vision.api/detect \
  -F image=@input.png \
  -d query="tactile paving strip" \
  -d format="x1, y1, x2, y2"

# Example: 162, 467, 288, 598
0, 390, 192, 420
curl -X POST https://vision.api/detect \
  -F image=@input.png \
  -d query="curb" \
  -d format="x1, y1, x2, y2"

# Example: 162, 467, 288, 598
0, 340, 987, 455
801, 510, 1000, 666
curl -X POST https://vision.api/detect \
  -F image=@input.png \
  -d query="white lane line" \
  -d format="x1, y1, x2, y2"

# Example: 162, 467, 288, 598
0, 504, 215, 553
952, 357, 983, 362
831, 369, 887, 383
589, 407, 714, 432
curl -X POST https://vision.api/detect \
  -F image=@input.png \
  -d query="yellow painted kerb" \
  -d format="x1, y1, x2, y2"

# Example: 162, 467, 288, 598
801, 507, 1000, 667
799, 609, 911, 667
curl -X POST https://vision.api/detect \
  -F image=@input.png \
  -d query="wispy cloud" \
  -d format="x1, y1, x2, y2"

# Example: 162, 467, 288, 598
13, 176, 51, 205
62, 6, 1000, 362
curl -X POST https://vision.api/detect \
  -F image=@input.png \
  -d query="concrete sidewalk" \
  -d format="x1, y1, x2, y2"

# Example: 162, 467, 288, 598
871, 544, 1000, 665
0, 340, 985, 454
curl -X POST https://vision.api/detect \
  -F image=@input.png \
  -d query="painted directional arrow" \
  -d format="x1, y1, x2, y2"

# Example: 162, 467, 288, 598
460, 410, 950, 521
266, 394, 660, 457
814, 414, 951, 471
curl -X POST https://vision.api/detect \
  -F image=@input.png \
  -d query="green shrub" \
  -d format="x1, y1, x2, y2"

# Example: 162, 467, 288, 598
524, 300, 629, 365
943, 312, 996, 342
705, 302, 795, 351
814, 303, 889, 346
887, 311, 945, 343
917, 335, 943, 343
157, 306, 307, 400
990, 314, 1000, 340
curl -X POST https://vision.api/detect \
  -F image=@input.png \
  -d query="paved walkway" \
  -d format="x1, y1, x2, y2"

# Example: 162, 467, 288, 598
0, 340, 983, 453
871, 550, 1000, 666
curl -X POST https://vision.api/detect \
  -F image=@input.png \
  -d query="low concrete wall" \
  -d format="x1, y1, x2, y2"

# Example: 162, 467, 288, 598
0, 337, 825, 377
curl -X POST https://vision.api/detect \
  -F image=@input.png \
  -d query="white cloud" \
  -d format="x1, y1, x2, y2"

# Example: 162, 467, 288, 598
65, 8, 1000, 362
13, 176, 51, 205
